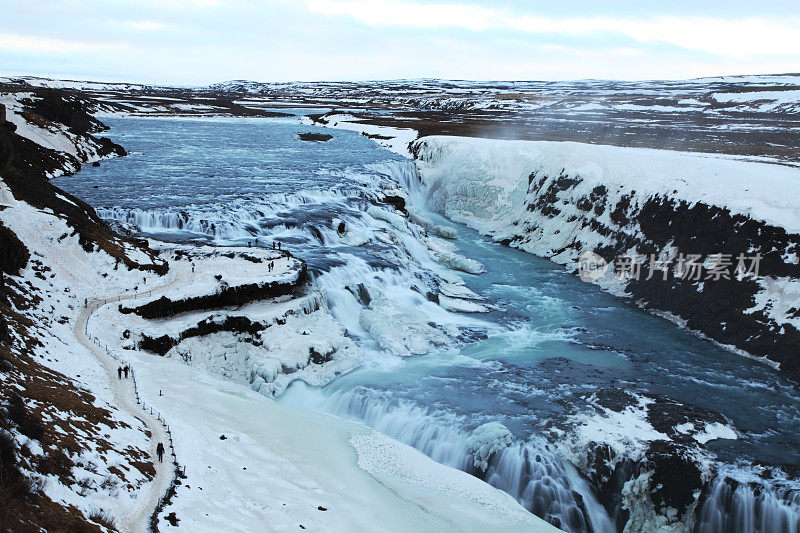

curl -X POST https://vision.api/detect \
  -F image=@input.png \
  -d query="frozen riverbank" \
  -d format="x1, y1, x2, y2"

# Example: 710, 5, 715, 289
411, 135, 800, 378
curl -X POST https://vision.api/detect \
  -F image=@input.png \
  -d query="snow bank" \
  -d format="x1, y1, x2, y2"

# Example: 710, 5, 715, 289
414, 135, 800, 234
306, 113, 418, 158
127, 351, 555, 532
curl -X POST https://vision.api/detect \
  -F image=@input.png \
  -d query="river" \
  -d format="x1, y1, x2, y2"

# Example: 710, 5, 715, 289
60, 116, 800, 532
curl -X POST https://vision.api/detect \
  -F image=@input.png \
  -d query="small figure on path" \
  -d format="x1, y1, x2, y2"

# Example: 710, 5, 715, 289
123, 365, 129, 379
278, 241, 282, 250
191, 262, 195, 273
117, 366, 123, 380
272, 241, 275, 249
156, 442, 165, 463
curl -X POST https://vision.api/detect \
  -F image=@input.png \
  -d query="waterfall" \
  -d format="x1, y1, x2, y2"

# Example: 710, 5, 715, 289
695, 476, 800, 533
96, 187, 374, 245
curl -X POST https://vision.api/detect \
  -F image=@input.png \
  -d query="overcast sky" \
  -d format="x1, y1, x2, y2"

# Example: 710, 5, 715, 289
1, 0, 799, 85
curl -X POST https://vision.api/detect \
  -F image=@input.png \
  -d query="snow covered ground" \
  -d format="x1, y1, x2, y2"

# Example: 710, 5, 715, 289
122, 349, 556, 532
127, 244, 302, 304
0, 172, 169, 528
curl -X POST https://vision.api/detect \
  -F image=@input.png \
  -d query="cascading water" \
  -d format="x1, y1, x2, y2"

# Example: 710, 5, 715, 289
281, 384, 615, 533
695, 476, 800, 533
61, 116, 800, 533
97, 187, 375, 245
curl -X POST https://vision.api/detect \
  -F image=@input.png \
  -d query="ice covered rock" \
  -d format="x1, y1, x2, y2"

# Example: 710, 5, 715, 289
333, 217, 369, 246
359, 295, 451, 356
439, 282, 484, 301
408, 210, 457, 239
433, 225, 457, 239
466, 422, 513, 472
433, 250, 485, 274
367, 205, 407, 231
438, 294, 490, 313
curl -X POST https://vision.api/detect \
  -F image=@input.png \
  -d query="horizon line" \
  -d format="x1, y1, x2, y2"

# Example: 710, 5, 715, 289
3, 71, 800, 90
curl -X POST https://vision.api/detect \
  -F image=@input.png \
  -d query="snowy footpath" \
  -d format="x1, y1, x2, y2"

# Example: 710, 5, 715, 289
76, 274, 185, 533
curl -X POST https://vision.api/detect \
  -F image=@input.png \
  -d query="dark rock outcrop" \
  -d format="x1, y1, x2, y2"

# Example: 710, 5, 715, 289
297, 132, 333, 142
122, 261, 307, 319
139, 315, 268, 356
0, 222, 29, 277
381, 194, 406, 213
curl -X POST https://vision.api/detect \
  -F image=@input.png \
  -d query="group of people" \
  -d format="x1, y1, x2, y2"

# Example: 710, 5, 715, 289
267, 260, 278, 272
246, 239, 282, 250
117, 365, 130, 379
